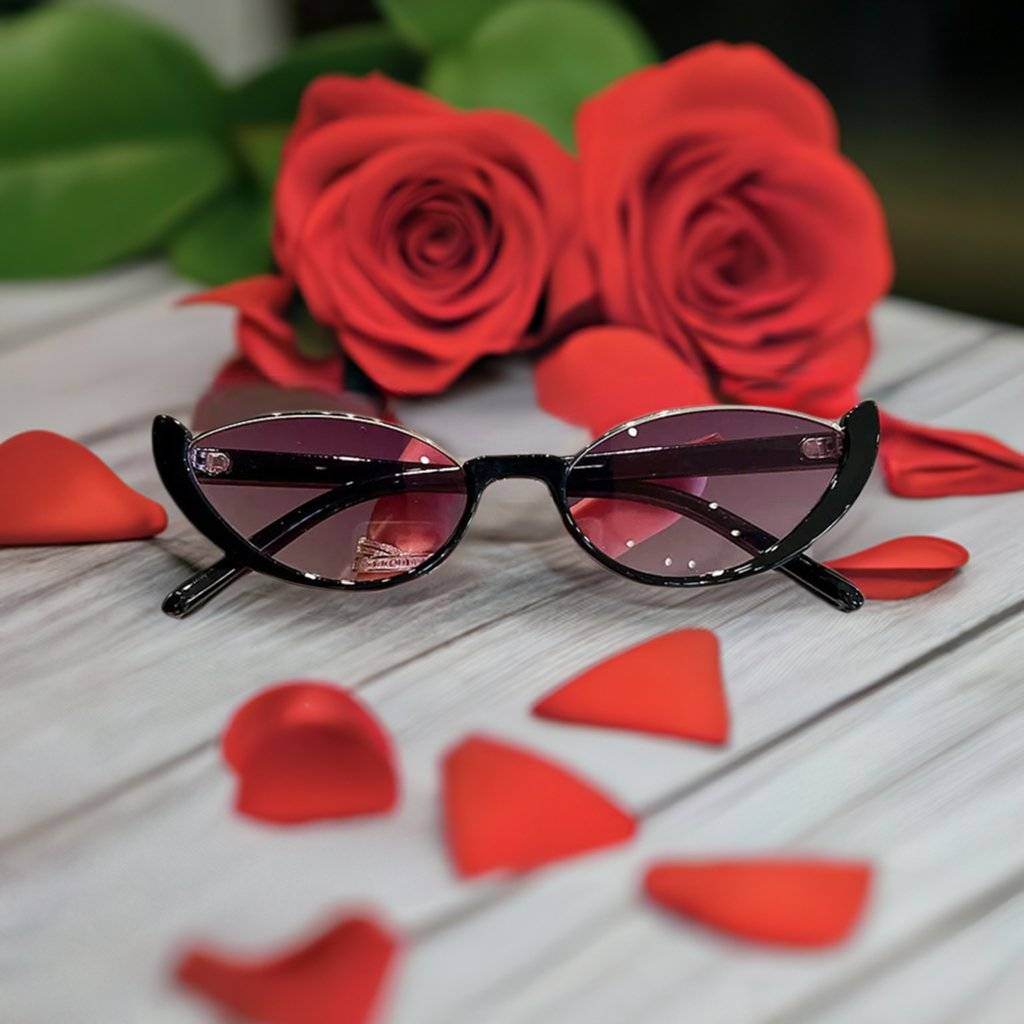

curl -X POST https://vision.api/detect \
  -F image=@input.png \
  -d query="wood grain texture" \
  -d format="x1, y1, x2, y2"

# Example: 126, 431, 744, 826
0, 274, 1021, 1023
0, 262, 180, 355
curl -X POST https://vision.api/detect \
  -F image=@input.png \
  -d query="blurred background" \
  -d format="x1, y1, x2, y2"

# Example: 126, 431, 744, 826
1, 0, 1020, 323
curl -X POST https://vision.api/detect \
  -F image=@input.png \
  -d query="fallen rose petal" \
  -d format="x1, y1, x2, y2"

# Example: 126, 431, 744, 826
443, 734, 636, 877
824, 535, 969, 599
184, 275, 344, 394
0, 430, 166, 545
644, 858, 872, 947
880, 411, 1024, 497
534, 629, 728, 744
176, 913, 399, 1024
535, 326, 715, 436
222, 683, 398, 824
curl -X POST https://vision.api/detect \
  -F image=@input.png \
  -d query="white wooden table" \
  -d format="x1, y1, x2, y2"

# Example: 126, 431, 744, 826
1, 266, 1022, 1024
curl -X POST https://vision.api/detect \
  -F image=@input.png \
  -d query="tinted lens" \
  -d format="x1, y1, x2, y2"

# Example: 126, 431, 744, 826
188, 416, 467, 583
565, 409, 842, 579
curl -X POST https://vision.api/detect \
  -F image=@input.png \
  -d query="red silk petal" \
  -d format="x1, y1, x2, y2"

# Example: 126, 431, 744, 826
535, 326, 715, 436
880, 412, 1024, 497
222, 683, 398, 825
0, 431, 166, 545
824, 535, 969, 599
176, 913, 399, 1024
534, 629, 728, 745
442, 735, 636, 877
644, 859, 872, 947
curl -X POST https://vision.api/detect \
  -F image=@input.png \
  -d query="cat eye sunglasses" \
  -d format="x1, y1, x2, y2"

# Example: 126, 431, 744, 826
152, 401, 879, 619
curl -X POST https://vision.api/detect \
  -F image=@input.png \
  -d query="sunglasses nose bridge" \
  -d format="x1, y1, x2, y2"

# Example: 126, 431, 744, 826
463, 454, 569, 493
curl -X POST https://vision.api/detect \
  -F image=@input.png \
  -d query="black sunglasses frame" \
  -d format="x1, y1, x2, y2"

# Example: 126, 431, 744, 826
153, 401, 879, 619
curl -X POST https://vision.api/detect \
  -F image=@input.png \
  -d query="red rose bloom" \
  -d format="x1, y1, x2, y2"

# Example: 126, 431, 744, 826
270, 74, 592, 394
574, 42, 893, 417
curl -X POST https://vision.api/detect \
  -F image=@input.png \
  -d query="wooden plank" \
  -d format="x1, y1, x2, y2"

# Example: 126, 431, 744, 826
785, 890, 1024, 1023
863, 296, 1003, 395
406, 612, 1024, 1024
0, 326, 1019, 839
0, 263, 179, 356
0, 293, 997, 834
0, 294, 229, 443
0, 320, 1021, 1021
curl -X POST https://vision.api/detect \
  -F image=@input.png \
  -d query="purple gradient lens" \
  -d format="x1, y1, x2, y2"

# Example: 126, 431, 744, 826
188, 416, 467, 582
565, 409, 842, 579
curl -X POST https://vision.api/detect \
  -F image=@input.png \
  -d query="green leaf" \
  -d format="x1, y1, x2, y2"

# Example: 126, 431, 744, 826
0, 137, 232, 277
235, 124, 290, 193
292, 302, 338, 360
230, 22, 421, 198
377, 0, 516, 52
0, 3, 230, 275
230, 22, 421, 125
423, 0, 656, 149
168, 187, 272, 285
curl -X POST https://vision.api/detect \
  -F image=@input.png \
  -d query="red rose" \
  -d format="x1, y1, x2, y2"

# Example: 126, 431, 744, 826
572, 42, 892, 418
270, 74, 592, 394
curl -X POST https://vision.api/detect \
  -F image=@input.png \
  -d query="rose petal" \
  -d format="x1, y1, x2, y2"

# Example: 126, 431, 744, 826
714, 320, 872, 421
0, 431, 166, 546
442, 734, 636, 877
534, 629, 728, 744
577, 42, 838, 156
184, 275, 344, 394
222, 683, 398, 825
880, 411, 1024, 497
544, 230, 603, 341
824, 535, 969, 599
176, 913, 399, 1024
535, 326, 716, 436
644, 859, 872, 947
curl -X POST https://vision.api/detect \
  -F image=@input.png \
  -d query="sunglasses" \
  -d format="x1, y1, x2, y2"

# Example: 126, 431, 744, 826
153, 401, 879, 619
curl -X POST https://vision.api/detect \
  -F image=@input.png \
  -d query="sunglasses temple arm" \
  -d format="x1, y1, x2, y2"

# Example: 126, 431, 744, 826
193, 433, 840, 489
161, 469, 462, 618
576, 480, 863, 612
775, 555, 863, 612
165, 462, 859, 617
162, 558, 250, 619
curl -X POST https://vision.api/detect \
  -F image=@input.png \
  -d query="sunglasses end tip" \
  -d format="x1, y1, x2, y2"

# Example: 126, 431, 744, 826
161, 590, 192, 619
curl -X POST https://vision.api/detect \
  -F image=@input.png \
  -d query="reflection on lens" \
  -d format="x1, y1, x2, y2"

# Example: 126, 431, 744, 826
188, 416, 467, 582
565, 409, 842, 579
